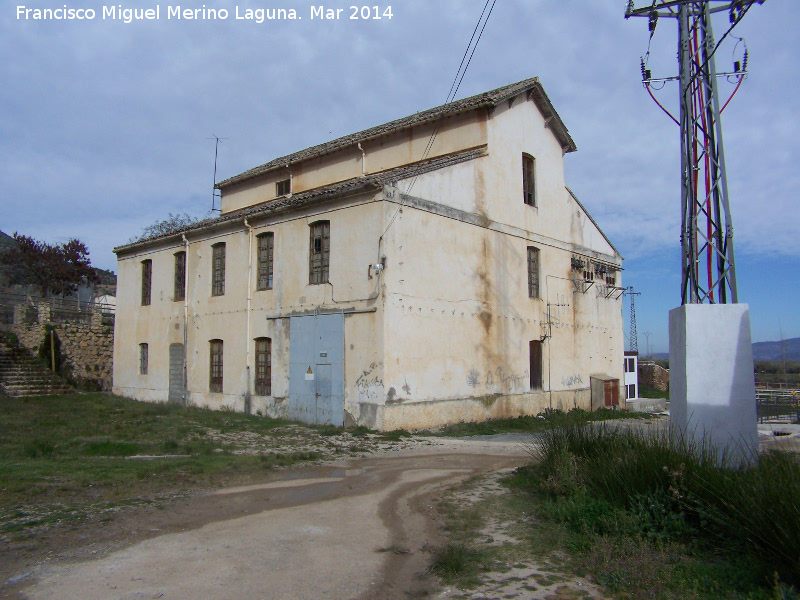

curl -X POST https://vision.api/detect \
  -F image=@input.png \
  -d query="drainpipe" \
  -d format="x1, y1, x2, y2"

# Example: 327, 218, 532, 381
181, 234, 189, 403
357, 143, 366, 176
244, 218, 254, 414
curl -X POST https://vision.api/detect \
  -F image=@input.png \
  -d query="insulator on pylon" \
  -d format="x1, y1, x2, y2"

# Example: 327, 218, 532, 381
742, 49, 748, 72
640, 57, 648, 81
648, 10, 658, 33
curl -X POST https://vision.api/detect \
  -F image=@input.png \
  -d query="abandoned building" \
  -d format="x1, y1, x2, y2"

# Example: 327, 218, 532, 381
112, 77, 625, 430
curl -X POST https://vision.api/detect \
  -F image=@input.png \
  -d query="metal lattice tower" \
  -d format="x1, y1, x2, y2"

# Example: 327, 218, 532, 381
625, 1, 764, 305
626, 287, 642, 353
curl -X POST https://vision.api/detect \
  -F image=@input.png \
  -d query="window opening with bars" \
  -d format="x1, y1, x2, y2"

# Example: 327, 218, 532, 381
255, 337, 272, 396
257, 233, 274, 291
527, 246, 540, 298
139, 343, 148, 375
309, 221, 330, 285
174, 251, 186, 301
141, 260, 152, 306
210, 339, 223, 393
212, 243, 226, 296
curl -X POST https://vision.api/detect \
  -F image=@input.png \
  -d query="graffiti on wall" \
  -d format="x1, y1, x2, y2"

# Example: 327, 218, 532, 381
561, 374, 584, 388
356, 361, 383, 401
471, 366, 530, 392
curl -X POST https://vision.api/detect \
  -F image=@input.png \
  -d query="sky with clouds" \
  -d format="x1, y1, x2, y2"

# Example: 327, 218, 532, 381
2, 0, 797, 352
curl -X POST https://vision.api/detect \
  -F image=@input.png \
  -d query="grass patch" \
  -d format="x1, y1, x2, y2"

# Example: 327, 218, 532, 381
0, 393, 355, 534
431, 408, 651, 437
638, 385, 668, 399
428, 542, 490, 585
518, 422, 800, 598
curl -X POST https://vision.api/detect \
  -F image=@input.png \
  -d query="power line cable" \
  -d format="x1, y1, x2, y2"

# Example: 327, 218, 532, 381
379, 0, 499, 244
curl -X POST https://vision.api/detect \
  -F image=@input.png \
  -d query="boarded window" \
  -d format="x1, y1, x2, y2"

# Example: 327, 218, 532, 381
209, 339, 223, 393
255, 337, 272, 396
174, 251, 186, 301
276, 178, 291, 196
527, 246, 540, 299
141, 260, 152, 306
523, 154, 535, 206
309, 221, 330, 285
212, 243, 226, 296
529, 340, 543, 390
257, 233, 274, 291
139, 343, 148, 375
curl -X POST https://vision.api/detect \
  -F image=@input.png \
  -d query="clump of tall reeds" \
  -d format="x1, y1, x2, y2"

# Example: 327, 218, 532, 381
528, 423, 800, 588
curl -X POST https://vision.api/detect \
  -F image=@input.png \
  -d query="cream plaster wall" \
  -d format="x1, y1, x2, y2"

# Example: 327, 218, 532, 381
114, 90, 623, 430
115, 196, 386, 417
219, 111, 488, 214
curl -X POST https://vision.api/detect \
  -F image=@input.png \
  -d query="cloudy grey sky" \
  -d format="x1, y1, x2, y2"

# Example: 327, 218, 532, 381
2, 0, 797, 351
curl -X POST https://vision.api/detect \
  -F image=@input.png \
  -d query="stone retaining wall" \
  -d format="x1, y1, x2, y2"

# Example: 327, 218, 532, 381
639, 361, 669, 392
0, 303, 113, 390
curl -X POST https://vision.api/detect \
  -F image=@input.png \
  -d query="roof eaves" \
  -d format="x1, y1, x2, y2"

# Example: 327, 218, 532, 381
566, 186, 622, 260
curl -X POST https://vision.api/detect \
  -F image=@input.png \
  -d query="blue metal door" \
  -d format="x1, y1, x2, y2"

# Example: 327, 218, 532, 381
288, 313, 344, 426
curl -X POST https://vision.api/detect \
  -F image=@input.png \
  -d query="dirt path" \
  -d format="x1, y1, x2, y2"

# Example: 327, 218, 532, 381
5, 437, 530, 600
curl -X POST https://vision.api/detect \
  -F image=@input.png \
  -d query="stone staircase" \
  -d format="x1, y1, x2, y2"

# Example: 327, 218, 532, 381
0, 336, 74, 397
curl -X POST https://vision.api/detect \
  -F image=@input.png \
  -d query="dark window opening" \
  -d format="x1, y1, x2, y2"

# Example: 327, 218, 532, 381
210, 339, 223, 393
276, 178, 291, 196
523, 154, 536, 206
141, 260, 152, 306
139, 343, 148, 375
527, 246, 540, 299
255, 337, 272, 396
257, 233, 274, 290
309, 221, 330, 285
174, 251, 186, 301
529, 340, 543, 390
212, 243, 226, 296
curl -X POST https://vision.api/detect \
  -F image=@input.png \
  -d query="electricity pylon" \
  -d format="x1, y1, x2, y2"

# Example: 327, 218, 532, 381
625, 0, 764, 305
626, 287, 641, 353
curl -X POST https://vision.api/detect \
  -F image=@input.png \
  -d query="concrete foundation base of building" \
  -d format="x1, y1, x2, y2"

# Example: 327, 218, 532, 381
669, 303, 758, 465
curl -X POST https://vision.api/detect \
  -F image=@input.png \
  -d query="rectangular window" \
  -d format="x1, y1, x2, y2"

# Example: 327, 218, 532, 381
527, 246, 540, 299
529, 340, 543, 390
141, 260, 152, 306
523, 154, 535, 206
257, 233, 274, 291
209, 339, 223, 393
174, 251, 186, 301
139, 343, 148, 375
627, 383, 637, 399
276, 178, 291, 196
309, 221, 330, 285
212, 243, 226, 296
255, 337, 272, 396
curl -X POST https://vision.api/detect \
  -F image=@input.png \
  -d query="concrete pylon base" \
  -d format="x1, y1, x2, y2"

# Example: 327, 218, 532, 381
669, 303, 758, 466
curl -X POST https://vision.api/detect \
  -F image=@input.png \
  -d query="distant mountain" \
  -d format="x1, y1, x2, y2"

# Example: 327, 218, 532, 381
641, 338, 800, 363
753, 338, 800, 362
0, 230, 15, 250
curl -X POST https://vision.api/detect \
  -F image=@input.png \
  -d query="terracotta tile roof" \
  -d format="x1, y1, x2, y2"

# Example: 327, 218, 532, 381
114, 147, 487, 254
216, 77, 575, 190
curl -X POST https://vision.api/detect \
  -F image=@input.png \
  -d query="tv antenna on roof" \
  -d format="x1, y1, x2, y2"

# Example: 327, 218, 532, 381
207, 134, 228, 213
